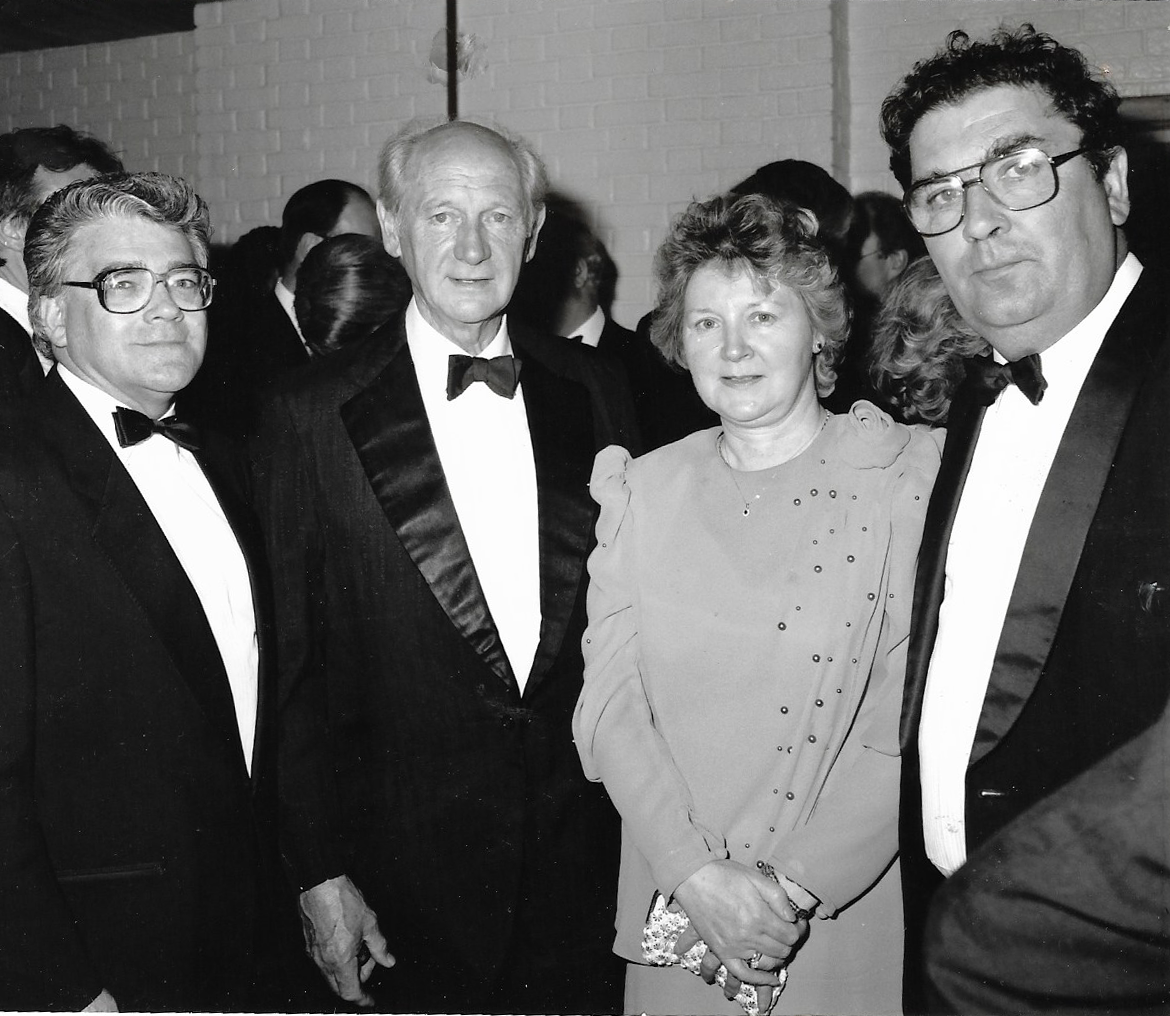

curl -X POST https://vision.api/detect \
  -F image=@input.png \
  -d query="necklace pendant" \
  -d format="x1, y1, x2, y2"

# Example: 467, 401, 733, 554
742, 506, 750, 517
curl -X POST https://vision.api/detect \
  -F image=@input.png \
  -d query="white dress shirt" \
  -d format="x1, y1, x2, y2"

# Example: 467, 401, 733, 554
274, 278, 310, 351
919, 253, 1142, 875
405, 298, 542, 691
0, 277, 51, 375
58, 367, 260, 772
570, 306, 605, 348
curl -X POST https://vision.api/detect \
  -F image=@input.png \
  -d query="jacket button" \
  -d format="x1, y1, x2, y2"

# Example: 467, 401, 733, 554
501, 715, 516, 730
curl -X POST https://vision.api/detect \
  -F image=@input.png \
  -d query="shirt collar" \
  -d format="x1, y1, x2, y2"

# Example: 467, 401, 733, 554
571, 306, 605, 348
994, 253, 1143, 387
273, 278, 307, 345
57, 365, 176, 454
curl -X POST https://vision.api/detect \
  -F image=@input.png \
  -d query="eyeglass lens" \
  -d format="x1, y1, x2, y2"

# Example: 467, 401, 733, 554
99, 268, 213, 313
907, 149, 1059, 236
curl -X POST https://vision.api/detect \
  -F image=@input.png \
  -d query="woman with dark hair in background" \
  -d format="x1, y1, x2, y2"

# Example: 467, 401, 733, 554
574, 192, 940, 1016
293, 234, 411, 357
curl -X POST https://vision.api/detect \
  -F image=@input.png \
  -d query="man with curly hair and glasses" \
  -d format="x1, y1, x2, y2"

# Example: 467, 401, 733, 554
881, 24, 1170, 1014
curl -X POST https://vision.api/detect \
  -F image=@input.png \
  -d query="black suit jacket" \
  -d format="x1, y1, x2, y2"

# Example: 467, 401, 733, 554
900, 265, 1170, 1011
0, 307, 43, 401
924, 695, 1170, 1014
0, 370, 282, 1011
251, 312, 630, 1012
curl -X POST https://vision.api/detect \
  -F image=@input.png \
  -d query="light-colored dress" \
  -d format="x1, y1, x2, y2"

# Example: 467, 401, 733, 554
574, 402, 941, 1016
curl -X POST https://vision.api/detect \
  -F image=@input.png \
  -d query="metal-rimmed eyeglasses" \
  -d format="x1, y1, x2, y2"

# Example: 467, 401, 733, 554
904, 147, 1088, 237
63, 266, 215, 314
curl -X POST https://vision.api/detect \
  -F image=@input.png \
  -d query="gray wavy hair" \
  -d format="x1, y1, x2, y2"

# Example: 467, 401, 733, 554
24, 172, 210, 357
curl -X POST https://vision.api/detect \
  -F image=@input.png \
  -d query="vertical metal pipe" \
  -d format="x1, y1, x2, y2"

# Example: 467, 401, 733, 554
446, 0, 457, 120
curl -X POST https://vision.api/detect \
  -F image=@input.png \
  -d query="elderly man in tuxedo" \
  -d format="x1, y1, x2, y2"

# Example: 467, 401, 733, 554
252, 119, 634, 1014
0, 172, 285, 1010
0, 124, 122, 398
880, 24, 1170, 1012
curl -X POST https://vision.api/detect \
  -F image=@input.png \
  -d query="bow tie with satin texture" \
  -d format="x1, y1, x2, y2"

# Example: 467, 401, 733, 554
446, 353, 522, 400
967, 353, 1048, 407
112, 407, 202, 452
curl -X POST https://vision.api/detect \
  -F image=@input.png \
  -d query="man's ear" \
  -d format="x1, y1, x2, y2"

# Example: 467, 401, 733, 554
37, 294, 68, 351
377, 200, 402, 258
1103, 146, 1131, 227
887, 248, 909, 276
0, 215, 26, 254
295, 232, 323, 266
524, 205, 547, 263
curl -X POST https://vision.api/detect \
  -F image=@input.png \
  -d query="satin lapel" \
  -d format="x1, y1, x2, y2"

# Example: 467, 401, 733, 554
39, 372, 243, 754
196, 442, 270, 790
513, 340, 598, 695
900, 384, 986, 750
971, 283, 1159, 764
340, 327, 514, 688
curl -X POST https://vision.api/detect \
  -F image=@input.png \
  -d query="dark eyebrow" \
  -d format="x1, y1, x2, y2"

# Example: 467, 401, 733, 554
911, 133, 1046, 189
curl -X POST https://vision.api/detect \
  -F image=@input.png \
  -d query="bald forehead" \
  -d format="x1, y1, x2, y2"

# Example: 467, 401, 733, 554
410, 122, 520, 178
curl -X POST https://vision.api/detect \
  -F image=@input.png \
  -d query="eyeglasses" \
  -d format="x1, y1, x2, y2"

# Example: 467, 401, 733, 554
904, 147, 1088, 237
63, 266, 215, 314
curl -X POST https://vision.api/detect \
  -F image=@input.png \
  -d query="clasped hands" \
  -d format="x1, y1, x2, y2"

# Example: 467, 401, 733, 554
299, 874, 395, 1006
673, 859, 810, 1008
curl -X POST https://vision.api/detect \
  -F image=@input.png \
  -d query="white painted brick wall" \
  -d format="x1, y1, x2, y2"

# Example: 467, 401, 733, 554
2, 1, 1168, 321
0, 33, 197, 181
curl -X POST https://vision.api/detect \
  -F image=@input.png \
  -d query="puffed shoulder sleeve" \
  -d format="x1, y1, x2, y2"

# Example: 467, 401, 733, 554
573, 445, 725, 896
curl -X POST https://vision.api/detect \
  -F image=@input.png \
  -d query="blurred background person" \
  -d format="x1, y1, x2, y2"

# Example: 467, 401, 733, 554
868, 257, 988, 426
0, 124, 122, 398
512, 198, 680, 448
293, 234, 412, 357
850, 191, 926, 305
574, 192, 940, 1016
188, 179, 380, 437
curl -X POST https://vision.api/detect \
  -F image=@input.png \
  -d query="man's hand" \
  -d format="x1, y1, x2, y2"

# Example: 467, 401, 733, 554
673, 859, 807, 995
83, 989, 118, 1011
299, 874, 395, 1006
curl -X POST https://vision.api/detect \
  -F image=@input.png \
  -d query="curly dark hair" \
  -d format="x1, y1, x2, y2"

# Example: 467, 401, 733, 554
868, 256, 989, 425
650, 192, 850, 399
880, 24, 1123, 189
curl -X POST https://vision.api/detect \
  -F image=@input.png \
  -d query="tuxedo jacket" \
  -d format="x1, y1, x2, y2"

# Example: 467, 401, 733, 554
0, 370, 282, 1011
0, 307, 43, 401
900, 265, 1170, 1010
184, 288, 309, 439
251, 313, 633, 1008
924, 696, 1170, 1015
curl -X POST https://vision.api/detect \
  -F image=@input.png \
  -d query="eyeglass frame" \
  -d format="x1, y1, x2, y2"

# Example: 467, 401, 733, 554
61, 265, 216, 314
902, 147, 1089, 238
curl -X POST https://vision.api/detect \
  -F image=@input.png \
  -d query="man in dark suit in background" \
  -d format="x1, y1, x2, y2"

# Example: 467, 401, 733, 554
252, 119, 634, 1014
881, 25, 1170, 1011
190, 178, 380, 437
0, 172, 286, 1011
0, 124, 122, 399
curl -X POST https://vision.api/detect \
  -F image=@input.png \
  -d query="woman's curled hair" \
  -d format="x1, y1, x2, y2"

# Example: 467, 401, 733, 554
868, 256, 988, 425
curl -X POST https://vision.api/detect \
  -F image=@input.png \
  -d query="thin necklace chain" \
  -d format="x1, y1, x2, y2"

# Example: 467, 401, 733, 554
717, 410, 829, 517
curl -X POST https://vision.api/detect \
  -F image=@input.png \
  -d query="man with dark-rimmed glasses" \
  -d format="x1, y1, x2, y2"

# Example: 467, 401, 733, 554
0, 172, 298, 1011
882, 24, 1170, 1014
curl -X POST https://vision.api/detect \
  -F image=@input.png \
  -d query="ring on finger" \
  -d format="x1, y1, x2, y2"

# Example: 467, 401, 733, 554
748, 951, 763, 969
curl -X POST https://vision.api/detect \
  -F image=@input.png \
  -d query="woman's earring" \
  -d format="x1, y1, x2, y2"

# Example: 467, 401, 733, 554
813, 341, 824, 354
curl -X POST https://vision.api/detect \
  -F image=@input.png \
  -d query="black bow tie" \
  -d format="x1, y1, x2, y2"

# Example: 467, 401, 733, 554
113, 407, 202, 452
967, 353, 1048, 407
446, 354, 522, 400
